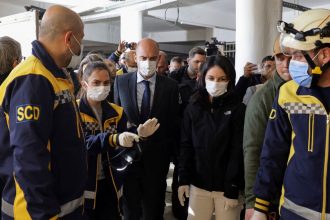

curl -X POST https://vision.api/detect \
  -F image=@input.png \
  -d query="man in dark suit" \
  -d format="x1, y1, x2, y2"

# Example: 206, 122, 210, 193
114, 38, 179, 220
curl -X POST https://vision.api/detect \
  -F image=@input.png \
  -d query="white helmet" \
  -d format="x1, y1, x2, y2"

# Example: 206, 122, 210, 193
278, 9, 330, 51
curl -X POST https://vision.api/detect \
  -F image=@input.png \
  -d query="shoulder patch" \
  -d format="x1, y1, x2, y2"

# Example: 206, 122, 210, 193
269, 108, 276, 120
16, 104, 40, 123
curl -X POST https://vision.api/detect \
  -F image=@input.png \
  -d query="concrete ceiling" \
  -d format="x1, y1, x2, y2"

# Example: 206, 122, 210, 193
0, 0, 330, 55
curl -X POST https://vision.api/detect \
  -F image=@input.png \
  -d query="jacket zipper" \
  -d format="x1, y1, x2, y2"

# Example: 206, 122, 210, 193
322, 115, 329, 220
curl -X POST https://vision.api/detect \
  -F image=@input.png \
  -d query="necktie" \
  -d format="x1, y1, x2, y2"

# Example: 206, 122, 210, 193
140, 80, 150, 123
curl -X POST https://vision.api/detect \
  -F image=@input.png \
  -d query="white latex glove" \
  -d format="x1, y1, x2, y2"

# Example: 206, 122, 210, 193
137, 118, 160, 138
223, 197, 239, 210
245, 208, 254, 220
250, 210, 267, 220
118, 132, 139, 147
178, 185, 190, 206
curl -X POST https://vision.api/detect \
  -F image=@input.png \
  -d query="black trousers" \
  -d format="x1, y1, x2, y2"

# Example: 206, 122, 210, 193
122, 147, 170, 220
85, 179, 121, 220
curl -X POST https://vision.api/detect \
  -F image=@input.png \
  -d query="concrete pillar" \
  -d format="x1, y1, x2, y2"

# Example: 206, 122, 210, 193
235, 0, 282, 79
120, 10, 143, 42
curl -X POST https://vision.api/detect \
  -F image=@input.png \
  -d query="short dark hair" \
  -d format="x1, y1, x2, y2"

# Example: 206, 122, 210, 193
261, 55, 274, 64
170, 56, 183, 63
189, 47, 206, 58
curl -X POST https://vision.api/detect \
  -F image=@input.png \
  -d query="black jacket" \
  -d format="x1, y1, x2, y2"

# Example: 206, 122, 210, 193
235, 74, 262, 101
178, 89, 245, 199
169, 66, 196, 117
114, 72, 179, 168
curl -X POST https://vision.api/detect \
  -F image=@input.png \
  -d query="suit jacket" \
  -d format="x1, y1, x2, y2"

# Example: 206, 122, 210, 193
114, 72, 179, 159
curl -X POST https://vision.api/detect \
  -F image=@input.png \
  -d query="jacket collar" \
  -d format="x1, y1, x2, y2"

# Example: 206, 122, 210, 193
294, 82, 324, 104
273, 71, 285, 90
79, 96, 119, 123
32, 40, 67, 79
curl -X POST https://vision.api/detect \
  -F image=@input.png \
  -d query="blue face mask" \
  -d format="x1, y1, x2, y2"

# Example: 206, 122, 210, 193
289, 60, 312, 88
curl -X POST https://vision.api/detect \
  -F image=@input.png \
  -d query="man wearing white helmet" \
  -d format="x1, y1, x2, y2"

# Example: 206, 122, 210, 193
251, 8, 330, 220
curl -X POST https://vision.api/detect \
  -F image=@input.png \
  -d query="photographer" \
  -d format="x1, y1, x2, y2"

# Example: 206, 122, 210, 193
205, 38, 223, 57
108, 40, 136, 74
235, 56, 275, 102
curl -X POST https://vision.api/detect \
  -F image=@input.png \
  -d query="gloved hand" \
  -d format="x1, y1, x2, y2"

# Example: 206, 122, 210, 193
223, 197, 238, 210
178, 185, 190, 206
118, 132, 139, 147
137, 118, 160, 138
250, 210, 267, 220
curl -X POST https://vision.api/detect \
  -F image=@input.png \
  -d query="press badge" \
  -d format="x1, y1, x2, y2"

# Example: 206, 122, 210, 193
16, 104, 40, 123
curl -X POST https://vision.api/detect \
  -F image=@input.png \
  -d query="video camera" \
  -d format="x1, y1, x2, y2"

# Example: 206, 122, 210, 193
205, 37, 225, 56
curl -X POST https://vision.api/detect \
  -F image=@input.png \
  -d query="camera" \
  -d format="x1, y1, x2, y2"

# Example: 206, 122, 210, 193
125, 42, 132, 49
205, 37, 225, 56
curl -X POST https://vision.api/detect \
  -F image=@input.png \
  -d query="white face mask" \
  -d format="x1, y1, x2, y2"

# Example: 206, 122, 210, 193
85, 84, 111, 102
127, 66, 138, 73
138, 60, 157, 78
67, 34, 83, 69
205, 79, 228, 97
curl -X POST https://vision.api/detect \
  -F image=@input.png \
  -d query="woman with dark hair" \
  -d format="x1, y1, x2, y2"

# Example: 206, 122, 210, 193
77, 61, 159, 220
178, 55, 245, 220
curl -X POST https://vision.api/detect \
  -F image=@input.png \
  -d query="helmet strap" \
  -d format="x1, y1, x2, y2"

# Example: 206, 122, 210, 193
303, 53, 322, 75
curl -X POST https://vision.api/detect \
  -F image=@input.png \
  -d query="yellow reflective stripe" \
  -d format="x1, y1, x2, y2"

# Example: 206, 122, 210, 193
109, 103, 124, 126
109, 134, 115, 147
308, 114, 312, 152
13, 176, 32, 220
13, 175, 82, 218
255, 203, 269, 211
79, 112, 97, 123
107, 152, 121, 214
311, 114, 314, 152
113, 134, 118, 146
322, 116, 329, 220
4, 112, 9, 129
49, 215, 58, 220
0, 56, 62, 105
278, 81, 324, 109
279, 186, 285, 215
256, 198, 270, 206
